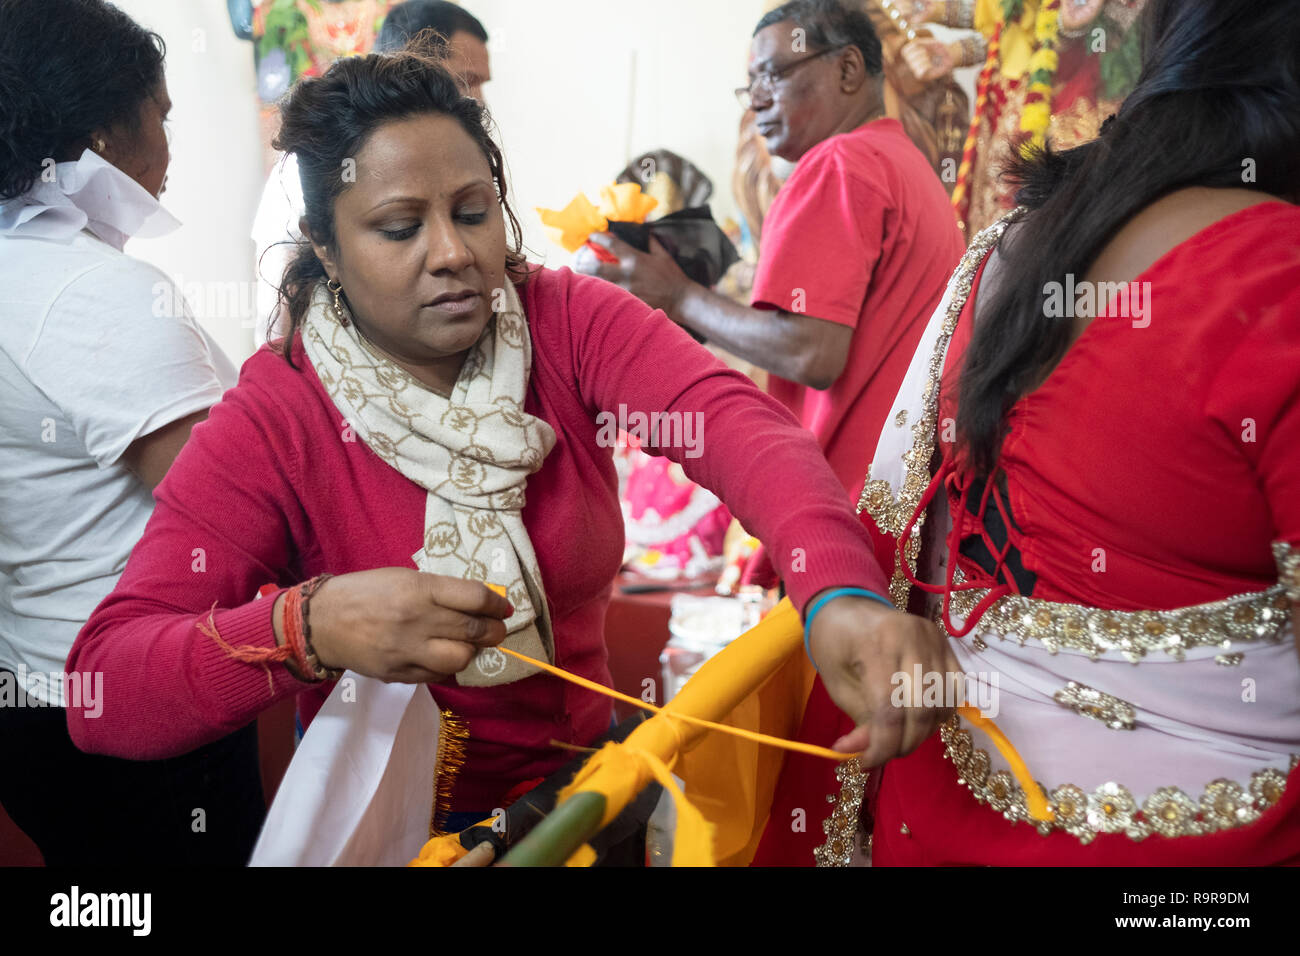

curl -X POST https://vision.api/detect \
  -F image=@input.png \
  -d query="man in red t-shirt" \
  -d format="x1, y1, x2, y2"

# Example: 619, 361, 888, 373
578, 0, 964, 552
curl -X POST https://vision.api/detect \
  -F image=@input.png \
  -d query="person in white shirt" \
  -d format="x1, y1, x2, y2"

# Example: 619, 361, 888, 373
252, 0, 493, 344
0, 0, 264, 865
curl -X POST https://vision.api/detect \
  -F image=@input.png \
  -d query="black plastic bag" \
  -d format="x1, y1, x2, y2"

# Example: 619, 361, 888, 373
606, 206, 740, 290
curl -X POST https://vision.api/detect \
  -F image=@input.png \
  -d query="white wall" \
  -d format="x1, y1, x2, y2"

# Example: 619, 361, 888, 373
108, 1, 970, 365
113, 0, 769, 364
112, 0, 263, 363
471, 0, 768, 264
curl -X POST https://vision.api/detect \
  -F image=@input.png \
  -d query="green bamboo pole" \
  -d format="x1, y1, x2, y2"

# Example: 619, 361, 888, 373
497, 790, 607, 867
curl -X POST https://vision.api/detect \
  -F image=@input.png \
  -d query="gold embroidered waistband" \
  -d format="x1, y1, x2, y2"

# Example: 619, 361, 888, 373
940, 717, 1296, 844
943, 553, 1294, 663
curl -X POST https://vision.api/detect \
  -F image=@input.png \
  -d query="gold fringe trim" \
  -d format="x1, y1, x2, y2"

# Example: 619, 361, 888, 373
430, 708, 470, 838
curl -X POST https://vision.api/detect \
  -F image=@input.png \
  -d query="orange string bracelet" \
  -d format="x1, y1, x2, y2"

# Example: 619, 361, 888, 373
197, 601, 293, 696
282, 585, 313, 678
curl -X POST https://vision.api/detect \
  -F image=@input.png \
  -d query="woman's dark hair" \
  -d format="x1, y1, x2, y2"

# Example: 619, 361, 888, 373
957, 0, 1300, 475
0, 0, 166, 200
271, 46, 526, 360
754, 0, 883, 77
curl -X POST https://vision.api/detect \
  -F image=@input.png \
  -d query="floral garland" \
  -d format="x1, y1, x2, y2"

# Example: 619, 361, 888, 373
1020, 0, 1062, 148
950, 19, 1002, 233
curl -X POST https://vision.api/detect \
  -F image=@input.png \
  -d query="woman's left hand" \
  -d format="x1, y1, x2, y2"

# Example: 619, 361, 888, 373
573, 232, 690, 317
808, 591, 964, 767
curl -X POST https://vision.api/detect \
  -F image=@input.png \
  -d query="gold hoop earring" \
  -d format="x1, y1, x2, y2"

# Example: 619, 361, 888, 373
93, 138, 107, 154
326, 277, 349, 327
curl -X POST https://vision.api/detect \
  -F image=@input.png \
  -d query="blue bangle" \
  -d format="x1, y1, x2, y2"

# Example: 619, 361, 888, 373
802, 587, 894, 670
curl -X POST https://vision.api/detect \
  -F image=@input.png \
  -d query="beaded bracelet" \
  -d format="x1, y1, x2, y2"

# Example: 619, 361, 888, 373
280, 574, 342, 683
301, 574, 342, 681
947, 0, 975, 30
802, 586, 894, 670
958, 33, 988, 68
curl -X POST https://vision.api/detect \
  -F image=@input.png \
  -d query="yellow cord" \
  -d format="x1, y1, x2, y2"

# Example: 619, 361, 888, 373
498, 645, 855, 762
957, 705, 1053, 822
485, 580, 1053, 824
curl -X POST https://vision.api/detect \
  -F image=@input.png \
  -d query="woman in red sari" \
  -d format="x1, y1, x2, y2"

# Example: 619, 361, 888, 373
756, 0, 1300, 866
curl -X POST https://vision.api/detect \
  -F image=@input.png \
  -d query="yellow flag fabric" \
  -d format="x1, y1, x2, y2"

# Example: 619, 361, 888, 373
672, 644, 816, 866
410, 830, 472, 866
558, 741, 718, 867
544, 598, 817, 866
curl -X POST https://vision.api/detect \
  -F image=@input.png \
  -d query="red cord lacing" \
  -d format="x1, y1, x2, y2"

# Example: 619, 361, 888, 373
896, 456, 1028, 636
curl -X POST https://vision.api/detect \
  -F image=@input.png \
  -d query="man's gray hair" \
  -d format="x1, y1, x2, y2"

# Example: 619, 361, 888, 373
754, 0, 884, 77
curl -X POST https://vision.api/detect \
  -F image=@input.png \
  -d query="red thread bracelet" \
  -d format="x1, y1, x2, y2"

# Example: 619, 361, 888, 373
281, 585, 314, 679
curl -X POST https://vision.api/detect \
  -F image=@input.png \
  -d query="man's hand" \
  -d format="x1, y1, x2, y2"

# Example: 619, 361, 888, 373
808, 591, 963, 767
574, 234, 852, 388
573, 232, 692, 317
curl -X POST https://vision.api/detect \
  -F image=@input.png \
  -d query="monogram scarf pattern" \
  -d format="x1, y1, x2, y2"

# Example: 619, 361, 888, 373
302, 280, 557, 686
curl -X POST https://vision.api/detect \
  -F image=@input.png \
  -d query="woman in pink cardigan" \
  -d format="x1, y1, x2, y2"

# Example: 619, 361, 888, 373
67, 50, 958, 830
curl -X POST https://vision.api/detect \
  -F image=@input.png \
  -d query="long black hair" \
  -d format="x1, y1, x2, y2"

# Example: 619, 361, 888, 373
271, 45, 526, 361
0, 0, 165, 200
957, 0, 1300, 475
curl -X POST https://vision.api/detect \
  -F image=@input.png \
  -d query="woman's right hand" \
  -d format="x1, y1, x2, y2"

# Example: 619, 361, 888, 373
273, 568, 513, 683
900, 38, 957, 82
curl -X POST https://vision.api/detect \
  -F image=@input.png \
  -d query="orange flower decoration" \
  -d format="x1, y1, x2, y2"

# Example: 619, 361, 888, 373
537, 183, 658, 252
535, 193, 608, 253
597, 182, 658, 224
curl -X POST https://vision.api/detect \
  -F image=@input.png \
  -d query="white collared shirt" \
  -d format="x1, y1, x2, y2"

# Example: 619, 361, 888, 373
0, 151, 237, 703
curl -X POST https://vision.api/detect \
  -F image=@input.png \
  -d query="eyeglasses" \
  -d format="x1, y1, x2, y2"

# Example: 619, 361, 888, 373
734, 47, 843, 110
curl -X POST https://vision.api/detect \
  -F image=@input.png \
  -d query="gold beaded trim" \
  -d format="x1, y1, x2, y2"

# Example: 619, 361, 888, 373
1277, 541, 1300, 604
856, 212, 1018, 610
941, 716, 1297, 844
1053, 681, 1136, 731
945, 575, 1291, 662
813, 761, 869, 867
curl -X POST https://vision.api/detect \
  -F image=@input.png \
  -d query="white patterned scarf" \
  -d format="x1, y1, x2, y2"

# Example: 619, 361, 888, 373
302, 279, 556, 686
